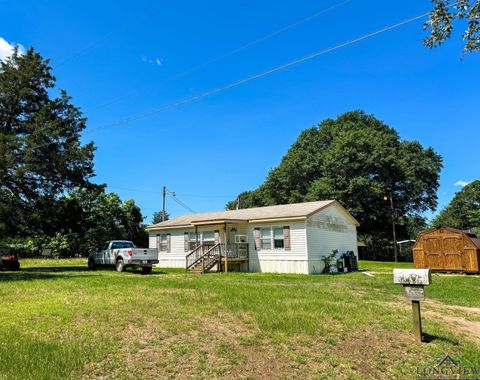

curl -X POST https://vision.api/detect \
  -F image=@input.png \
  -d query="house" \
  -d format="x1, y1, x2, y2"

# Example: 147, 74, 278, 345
146, 200, 359, 274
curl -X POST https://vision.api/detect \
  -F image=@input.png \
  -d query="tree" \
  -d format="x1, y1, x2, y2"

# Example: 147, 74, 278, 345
0, 48, 95, 238
66, 188, 147, 254
433, 180, 480, 235
424, 0, 480, 54
24, 188, 148, 256
227, 111, 443, 249
152, 211, 170, 224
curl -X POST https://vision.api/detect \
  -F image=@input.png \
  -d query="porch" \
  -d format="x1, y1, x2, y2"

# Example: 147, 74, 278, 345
184, 219, 250, 273
186, 242, 249, 274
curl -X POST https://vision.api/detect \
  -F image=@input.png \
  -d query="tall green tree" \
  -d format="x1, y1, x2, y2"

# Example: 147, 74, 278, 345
67, 188, 147, 254
227, 111, 443, 248
151, 211, 170, 224
433, 180, 480, 235
424, 0, 480, 54
27, 188, 148, 256
0, 48, 95, 238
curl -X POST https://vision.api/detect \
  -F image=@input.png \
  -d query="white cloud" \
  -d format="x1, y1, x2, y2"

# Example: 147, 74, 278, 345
454, 180, 471, 187
141, 55, 163, 66
0, 37, 25, 61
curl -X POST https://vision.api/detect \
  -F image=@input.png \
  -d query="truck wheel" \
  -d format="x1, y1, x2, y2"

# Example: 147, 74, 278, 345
11, 261, 20, 271
141, 266, 152, 275
115, 258, 125, 272
88, 258, 96, 270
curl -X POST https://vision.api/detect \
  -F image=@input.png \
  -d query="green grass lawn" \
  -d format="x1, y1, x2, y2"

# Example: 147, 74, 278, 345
1, 259, 479, 379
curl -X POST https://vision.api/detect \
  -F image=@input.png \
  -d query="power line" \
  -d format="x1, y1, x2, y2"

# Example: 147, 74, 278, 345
84, 0, 353, 114
22, 0, 353, 148
107, 186, 232, 198
84, 11, 429, 135
56, 2, 165, 67
166, 190, 196, 213
30, 10, 429, 151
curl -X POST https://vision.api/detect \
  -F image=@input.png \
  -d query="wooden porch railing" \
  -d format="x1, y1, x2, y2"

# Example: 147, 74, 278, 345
223, 243, 249, 260
200, 243, 222, 273
186, 242, 249, 272
186, 242, 215, 270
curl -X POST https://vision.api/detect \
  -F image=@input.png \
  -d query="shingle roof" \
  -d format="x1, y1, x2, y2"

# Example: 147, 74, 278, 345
147, 200, 359, 230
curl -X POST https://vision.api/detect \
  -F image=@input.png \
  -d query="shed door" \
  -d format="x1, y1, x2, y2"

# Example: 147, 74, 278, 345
424, 237, 444, 269
424, 235, 465, 271
442, 236, 465, 271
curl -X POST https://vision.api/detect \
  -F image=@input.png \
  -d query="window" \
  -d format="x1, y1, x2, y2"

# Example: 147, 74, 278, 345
189, 232, 198, 250
111, 241, 134, 249
202, 231, 215, 243
260, 228, 271, 250
256, 227, 289, 251
273, 228, 284, 249
159, 234, 168, 252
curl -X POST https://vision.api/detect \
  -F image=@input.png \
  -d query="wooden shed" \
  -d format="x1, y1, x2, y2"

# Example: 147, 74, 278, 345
413, 228, 480, 273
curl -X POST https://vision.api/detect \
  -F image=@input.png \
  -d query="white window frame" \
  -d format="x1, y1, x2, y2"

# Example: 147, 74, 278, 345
260, 227, 272, 250
258, 226, 288, 251
273, 227, 285, 250
202, 231, 215, 244
159, 234, 168, 252
189, 232, 198, 250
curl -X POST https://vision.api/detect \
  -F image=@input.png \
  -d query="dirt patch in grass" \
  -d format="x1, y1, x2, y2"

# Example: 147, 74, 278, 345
81, 311, 295, 380
425, 299, 480, 317
424, 310, 480, 345
328, 328, 420, 379
384, 298, 480, 346
81, 309, 432, 380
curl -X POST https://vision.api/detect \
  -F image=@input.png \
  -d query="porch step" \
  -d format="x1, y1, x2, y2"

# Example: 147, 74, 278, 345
188, 257, 218, 274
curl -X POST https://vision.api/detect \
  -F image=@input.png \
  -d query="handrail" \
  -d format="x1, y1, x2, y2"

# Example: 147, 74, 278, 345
186, 244, 208, 270
186, 242, 219, 270
187, 242, 249, 272
201, 243, 222, 273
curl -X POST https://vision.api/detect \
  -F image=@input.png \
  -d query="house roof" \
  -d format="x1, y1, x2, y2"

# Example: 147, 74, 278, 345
146, 200, 360, 230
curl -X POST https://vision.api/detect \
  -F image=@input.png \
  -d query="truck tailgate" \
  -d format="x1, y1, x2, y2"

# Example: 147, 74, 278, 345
130, 248, 158, 265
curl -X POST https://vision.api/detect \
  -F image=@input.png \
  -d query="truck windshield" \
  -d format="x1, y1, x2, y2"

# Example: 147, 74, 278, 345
111, 241, 135, 249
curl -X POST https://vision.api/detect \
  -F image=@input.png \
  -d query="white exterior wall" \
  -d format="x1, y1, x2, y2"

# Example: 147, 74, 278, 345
149, 224, 228, 268
149, 228, 193, 268
247, 221, 309, 274
306, 205, 358, 274
148, 204, 357, 274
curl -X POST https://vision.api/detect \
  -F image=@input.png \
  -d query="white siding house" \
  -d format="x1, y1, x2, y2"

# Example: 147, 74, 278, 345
146, 200, 359, 274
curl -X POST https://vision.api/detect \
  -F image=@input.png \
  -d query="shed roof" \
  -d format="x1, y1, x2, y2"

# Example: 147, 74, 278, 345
416, 227, 480, 249
147, 200, 359, 230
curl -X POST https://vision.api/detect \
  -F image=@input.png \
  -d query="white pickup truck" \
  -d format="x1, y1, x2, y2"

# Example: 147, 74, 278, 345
88, 240, 158, 274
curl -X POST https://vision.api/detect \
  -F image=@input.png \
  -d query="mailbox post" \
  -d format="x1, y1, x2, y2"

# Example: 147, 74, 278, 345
393, 268, 432, 342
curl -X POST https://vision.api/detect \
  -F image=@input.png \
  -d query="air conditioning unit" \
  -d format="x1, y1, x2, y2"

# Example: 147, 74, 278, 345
235, 235, 248, 243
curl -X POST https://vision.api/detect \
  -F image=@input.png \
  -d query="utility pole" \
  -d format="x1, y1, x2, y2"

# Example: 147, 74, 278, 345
162, 186, 166, 222
385, 193, 398, 262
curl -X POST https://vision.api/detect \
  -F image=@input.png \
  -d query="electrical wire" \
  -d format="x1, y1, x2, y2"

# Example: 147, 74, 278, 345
107, 186, 233, 198
84, 0, 353, 114
166, 190, 196, 213
56, 2, 165, 67
84, 11, 430, 135
30, 10, 430, 151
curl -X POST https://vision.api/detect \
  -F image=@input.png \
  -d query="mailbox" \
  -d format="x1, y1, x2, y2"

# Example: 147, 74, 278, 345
393, 268, 432, 342
393, 269, 431, 286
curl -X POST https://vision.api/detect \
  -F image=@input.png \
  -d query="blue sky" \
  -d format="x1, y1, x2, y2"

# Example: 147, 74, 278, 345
2, 0, 479, 221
